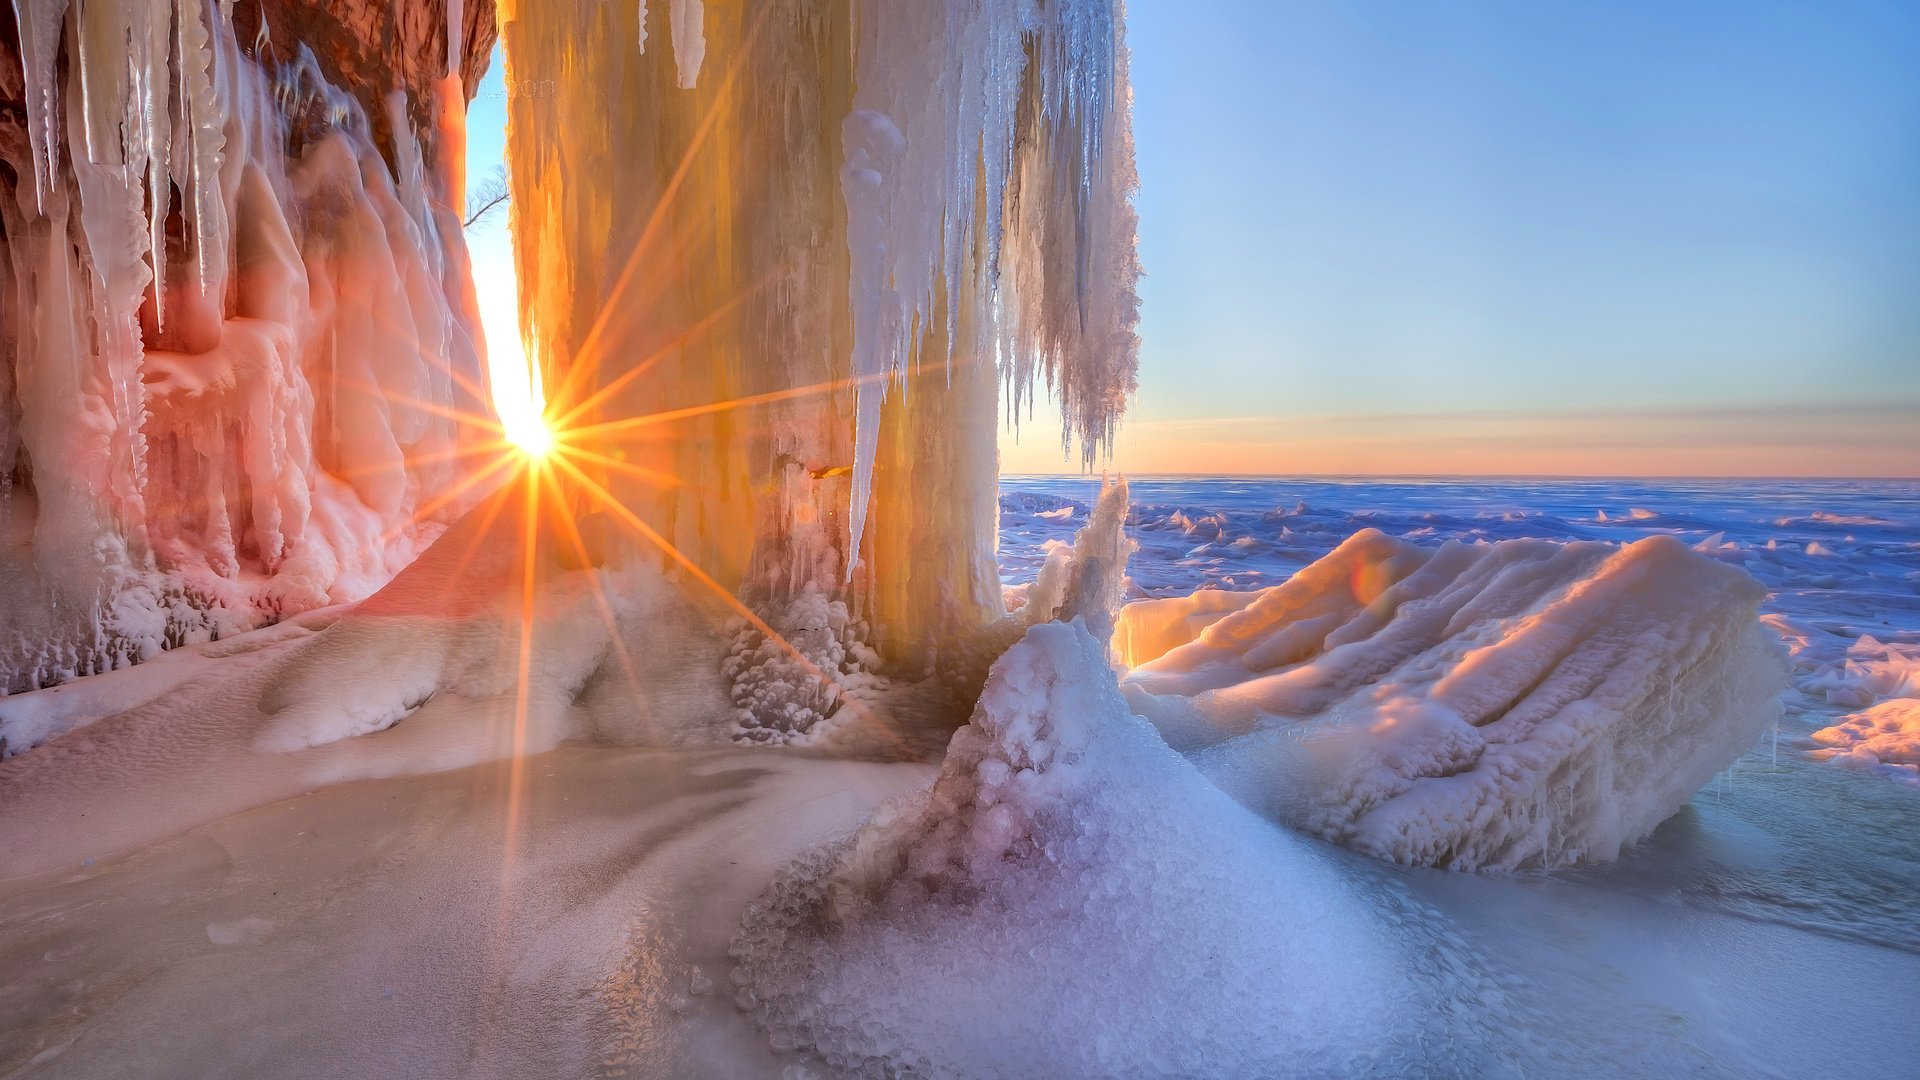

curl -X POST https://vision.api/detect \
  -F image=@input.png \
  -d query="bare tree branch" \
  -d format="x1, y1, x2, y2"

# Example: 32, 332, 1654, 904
464, 164, 510, 230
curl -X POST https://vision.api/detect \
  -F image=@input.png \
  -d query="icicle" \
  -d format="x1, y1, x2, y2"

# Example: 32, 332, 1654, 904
840, 108, 906, 580
835, 0, 1140, 567
13, 0, 73, 209
669, 0, 704, 89
495, 0, 1140, 661
445, 0, 464, 79
0, 0, 495, 689
75, 0, 132, 167
173, 0, 229, 299
138, 0, 174, 330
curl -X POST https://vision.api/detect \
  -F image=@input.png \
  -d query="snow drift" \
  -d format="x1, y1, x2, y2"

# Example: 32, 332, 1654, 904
1120, 530, 1789, 870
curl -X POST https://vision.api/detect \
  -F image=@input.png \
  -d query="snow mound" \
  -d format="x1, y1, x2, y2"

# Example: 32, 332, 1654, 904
730, 621, 1507, 1078
251, 523, 613, 753
1123, 530, 1788, 870
248, 493, 740, 760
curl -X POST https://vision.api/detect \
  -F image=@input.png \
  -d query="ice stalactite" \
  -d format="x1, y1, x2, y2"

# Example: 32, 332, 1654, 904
12, 0, 64, 209
497, 0, 1140, 719
446, 0, 464, 77
667, 0, 704, 89
832, 0, 1142, 579
0, 0, 495, 691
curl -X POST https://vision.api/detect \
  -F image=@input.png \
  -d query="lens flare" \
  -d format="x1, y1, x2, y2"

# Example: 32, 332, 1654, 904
505, 409, 555, 458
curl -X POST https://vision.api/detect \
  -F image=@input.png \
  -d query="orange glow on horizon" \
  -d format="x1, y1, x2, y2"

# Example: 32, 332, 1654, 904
997, 405, 1920, 479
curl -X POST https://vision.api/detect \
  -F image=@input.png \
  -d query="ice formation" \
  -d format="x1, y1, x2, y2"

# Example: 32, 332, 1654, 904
1773, 626, 1920, 780
724, 586, 883, 745
496, 0, 1139, 676
728, 621, 1505, 1078
725, 475, 1135, 746
1120, 531, 1790, 870
0, 0, 491, 691
1810, 699, 1920, 779
1008, 475, 1137, 652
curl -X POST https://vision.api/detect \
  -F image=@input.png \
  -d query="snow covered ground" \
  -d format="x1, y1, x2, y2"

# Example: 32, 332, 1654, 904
1, 475, 1916, 1078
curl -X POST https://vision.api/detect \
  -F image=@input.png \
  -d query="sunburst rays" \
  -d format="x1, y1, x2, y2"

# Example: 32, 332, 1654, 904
437, 12, 934, 1033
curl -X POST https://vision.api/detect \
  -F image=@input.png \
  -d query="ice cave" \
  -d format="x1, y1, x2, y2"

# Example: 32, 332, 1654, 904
2, 1, 1917, 1077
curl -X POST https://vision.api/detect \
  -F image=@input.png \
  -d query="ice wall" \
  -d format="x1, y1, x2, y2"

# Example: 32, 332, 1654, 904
496, 0, 1139, 674
1120, 531, 1791, 870
0, 0, 495, 691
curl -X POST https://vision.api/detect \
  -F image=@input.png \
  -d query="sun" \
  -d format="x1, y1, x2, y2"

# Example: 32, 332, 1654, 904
487, 334, 554, 459
504, 409, 556, 459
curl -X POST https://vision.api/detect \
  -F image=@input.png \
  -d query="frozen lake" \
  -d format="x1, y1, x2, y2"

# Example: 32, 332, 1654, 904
1003, 475, 1920, 954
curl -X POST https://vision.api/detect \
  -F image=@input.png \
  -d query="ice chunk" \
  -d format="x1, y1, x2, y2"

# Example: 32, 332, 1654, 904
1123, 531, 1790, 870
723, 586, 879, 746
1810, 699, 1920, 781
1011, 475, 1135, 650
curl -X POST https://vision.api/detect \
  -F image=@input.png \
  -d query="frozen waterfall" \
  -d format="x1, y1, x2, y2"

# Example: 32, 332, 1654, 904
495, 0, 1140, 680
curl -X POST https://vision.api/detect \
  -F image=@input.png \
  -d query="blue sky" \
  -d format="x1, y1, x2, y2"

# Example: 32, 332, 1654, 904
1071, 0, 1920, 475
468, 1, 1920, 476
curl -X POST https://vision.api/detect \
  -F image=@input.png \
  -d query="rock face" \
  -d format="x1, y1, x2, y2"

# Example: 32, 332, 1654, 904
229, 0, 496, 184
2, 2, 496, 206
0, 1, 497, 691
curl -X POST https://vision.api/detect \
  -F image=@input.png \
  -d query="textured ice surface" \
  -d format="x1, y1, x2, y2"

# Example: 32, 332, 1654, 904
1116, 530, 1787, 870
0, 741, 934, 1079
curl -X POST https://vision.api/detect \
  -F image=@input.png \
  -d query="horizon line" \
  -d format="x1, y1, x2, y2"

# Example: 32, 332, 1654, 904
999, 470, 1920, 483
